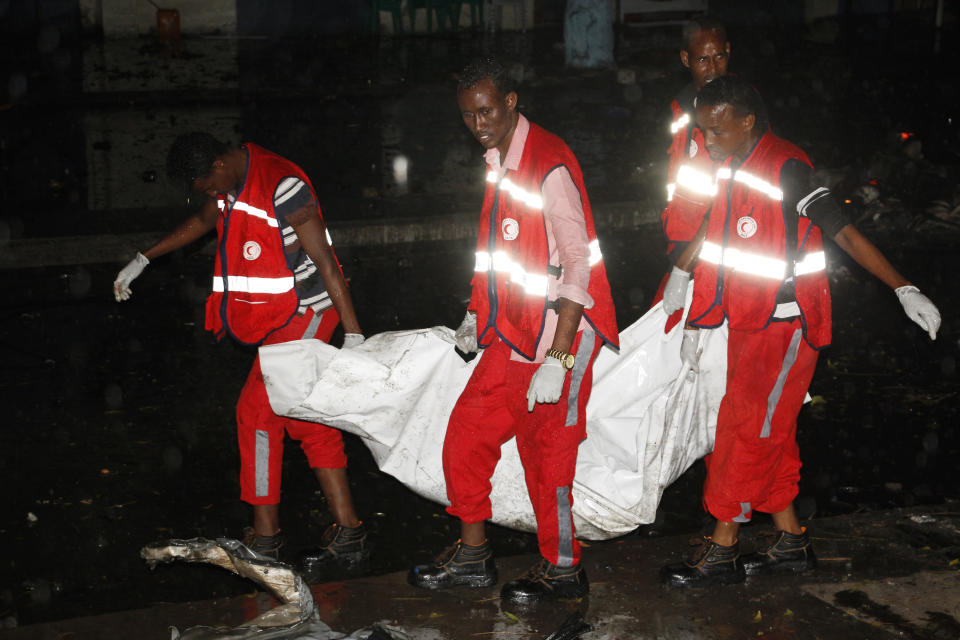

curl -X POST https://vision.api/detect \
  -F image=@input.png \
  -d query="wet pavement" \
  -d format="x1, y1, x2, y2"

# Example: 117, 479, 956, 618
2, 4, 960, 636
4, 503, 960, 639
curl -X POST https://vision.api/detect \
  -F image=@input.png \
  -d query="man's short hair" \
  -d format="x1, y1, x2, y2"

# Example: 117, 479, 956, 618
681, 14, 727, 51
696, 75, 770, 133
167, 132, 228, 187
457, 56, 516, 96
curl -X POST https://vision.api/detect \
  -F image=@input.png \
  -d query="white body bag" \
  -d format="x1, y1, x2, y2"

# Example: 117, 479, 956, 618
260, 303, 727, 540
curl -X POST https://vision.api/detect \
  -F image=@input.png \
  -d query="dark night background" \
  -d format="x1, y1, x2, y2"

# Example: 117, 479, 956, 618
1, 0, 958, 630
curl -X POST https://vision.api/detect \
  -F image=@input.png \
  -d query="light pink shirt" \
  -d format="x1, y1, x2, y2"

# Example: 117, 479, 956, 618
484, 114, 594, 362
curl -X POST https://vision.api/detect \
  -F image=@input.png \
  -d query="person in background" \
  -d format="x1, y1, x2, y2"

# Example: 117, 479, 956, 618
657, 15, 731, 331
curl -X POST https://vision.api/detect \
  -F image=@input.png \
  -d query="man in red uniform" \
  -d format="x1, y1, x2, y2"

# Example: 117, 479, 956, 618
660, 76, 941, 587
113, 133, 368, 566
656, 16, 731, 332
407, 57, 619, 604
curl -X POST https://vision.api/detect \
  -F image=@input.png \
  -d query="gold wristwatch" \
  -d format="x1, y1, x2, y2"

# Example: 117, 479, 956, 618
546, 348, 575, 370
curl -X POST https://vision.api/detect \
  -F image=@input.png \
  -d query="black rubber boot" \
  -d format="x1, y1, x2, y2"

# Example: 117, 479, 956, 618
407, 539, 498, 589
298, 523, 370, 569
659, 536, 745, 587
742, 529, 817, 576
501, 558, 589, 603
240, 527, 285, 562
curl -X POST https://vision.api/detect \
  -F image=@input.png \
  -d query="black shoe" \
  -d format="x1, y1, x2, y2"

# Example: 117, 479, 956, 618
299, 523, 370, 569
501, 558, 589, 604
407, 539, 498, 589
240, 527, 285, 561
742, 529, 817, 576
659, 536, 745, 588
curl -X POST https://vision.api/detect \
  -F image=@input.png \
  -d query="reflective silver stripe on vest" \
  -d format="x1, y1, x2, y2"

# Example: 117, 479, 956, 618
486, 171, 543, 209
667, 164, 718, 202
474, 242, 604, 297
716, 167, 783, 201
212, 275, 296, 294
474, 250, 549, 296
233, 201, 280, 227
670, 113, 690, 134
761, 328, 803, 438
700, 241, 825, 281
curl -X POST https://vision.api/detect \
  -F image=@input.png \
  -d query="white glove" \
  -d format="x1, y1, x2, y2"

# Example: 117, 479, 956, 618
662, 266, 690, 316
895, 285, 941, 340
527, 356, 566, 412
342, 333, 365, 349
679, 329, 701, 380
455, 311, 478, 353
113, 252, 150, 302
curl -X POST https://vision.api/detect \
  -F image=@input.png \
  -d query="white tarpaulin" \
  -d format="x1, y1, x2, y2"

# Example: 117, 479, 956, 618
260, 303, 728, 540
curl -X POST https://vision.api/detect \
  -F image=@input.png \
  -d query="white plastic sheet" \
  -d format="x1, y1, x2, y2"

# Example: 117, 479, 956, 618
260, 303, 727, 540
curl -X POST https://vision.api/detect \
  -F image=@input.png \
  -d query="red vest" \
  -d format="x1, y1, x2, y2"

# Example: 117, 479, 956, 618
689, 131, 832, 349
662, 97, 714, 243
468, 123, 619, 360
205, 143, 336, 346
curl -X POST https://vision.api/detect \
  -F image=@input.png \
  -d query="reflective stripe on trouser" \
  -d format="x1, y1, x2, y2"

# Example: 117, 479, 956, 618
442, 331, 600, 567
702, 318, 818, 522
237, 307, 346, 505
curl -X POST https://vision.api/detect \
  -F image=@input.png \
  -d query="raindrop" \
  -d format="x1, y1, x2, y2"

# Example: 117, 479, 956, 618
104, 383, 123, 409
921, 432, 938, 453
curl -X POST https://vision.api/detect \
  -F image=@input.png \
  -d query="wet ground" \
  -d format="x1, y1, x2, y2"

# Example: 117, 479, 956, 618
2, 5, 960, 633
6, 504, 960, 639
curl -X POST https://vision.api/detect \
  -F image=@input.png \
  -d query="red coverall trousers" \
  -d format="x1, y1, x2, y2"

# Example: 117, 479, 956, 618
237, 308, 346, 505
442, 330, 600, 567
703, 318, 819, 522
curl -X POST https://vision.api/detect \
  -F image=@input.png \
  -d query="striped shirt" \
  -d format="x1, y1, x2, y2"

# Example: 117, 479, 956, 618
226, 176, 332, 314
